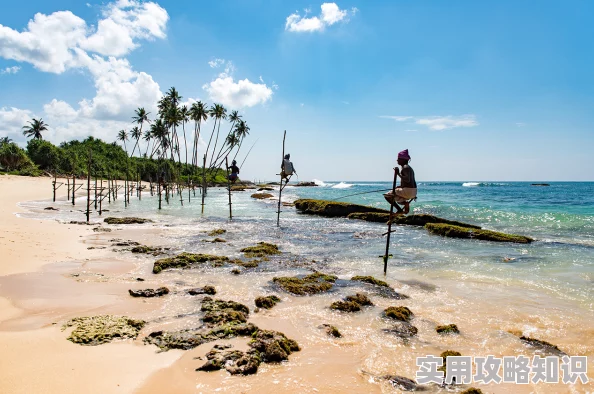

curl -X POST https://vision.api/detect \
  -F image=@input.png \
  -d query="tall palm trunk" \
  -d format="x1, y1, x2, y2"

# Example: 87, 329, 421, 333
209, 120, 223, 168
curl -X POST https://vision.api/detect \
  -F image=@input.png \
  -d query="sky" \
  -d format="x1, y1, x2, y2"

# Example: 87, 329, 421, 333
1, 0, 593, 181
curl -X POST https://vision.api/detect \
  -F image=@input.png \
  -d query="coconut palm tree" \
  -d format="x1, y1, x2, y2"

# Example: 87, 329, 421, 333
149, 119, 167, 159
213, 110, 241, 165
129, 126, 142, 157
0, 136, 12, 145
179, 105, 190, 168
189, 101, 208, 167
232, 120, 250, 161
143, 129, 152, 157
117, 129, 129, 155
132, 107, 150, 157
206, 104, 227, 168
22, 118, 48, 140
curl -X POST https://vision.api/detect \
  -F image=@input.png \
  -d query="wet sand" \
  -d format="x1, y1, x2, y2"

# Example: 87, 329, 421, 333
0, 175, 592, 393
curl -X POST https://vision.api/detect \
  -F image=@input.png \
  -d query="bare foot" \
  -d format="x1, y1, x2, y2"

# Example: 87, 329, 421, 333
403, 203, 410, 214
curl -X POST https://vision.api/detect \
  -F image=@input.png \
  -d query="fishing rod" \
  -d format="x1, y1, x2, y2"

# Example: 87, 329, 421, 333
239, 139, 259, 170
331, 188, 394, 201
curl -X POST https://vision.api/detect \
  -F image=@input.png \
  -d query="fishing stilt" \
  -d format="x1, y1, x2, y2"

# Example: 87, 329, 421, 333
226, 156, 232, 220
382, 166, 399, 275
277, 130, 286, 227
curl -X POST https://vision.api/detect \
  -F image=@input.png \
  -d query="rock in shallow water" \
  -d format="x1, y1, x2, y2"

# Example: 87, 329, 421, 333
436, 324, 460, 334
425, 223, 534, 244
104, 217, 153, 225
187, 286, 217, 295
63, 315, 145, 345
255, 295, 281, 309
273, 272, 337, 295
128, 287, 170, 297
384, 306, 413, 322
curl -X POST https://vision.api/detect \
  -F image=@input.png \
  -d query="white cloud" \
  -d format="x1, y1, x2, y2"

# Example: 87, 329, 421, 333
285, 2, 356, 32
208, 58, 225, 68
203, 74, 273, 109
381, 115, 479, 131
0, 107, 34, 139
0, 66, 21, 74
0, 0, 168, 73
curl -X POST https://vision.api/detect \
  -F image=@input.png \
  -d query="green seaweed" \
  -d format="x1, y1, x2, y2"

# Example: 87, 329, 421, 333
425, 223, 534, 244
255, 295, 281, 309
201, 297, 250, 315
197, 348, 261, 375
251, 193, 274, 199
351, 275, 390, 287
436, 324, 460, 334
324, 325, 342, 338
131, 245, 164, 255
461, 389, 483, 394
331, 293, 373, 312
63, 315, 145, 346
153, 253, 229, 273
207, 229, 226, 236
384, 306, 413, 322
240, 242, 281, 258
104, 217, 152, 225
273, 272, 337, 295
249, 330, 300, 362
294, 198, 389, 217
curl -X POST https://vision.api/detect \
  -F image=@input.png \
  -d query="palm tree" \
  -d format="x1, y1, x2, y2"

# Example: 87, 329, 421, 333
22, 118, 48, 140
129, 126, 142, 157
213, 110, 241, 165
179, 105, 190, 168
232, 120, 250, 161
143, 129, 152, 157
0, 136, 12, 145
206, 104, 227, 168
189, 101, 208, 167
117, 129, 128, 155
132, 107, 150, 157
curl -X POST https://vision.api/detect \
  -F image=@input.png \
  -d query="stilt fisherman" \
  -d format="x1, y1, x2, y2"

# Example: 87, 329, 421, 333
383, 149, 417, 215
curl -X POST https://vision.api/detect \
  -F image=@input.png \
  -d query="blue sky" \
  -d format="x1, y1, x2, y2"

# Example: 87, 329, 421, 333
1, 0, 593, 181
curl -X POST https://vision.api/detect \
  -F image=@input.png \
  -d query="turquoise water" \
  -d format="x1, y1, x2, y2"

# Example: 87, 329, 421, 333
29, 181, 594, 313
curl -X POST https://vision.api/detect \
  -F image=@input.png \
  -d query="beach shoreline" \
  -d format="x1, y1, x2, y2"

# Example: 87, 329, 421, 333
0, 174, 592, 393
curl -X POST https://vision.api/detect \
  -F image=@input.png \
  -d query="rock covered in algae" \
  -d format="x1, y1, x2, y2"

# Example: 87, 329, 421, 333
519, 335, 566, 356
206, 237, 227, 243
461, 388, 484, 394
294, 182, 318, 187
207, 228, 226, 236
128, 287, 170, 297
331, 293, 373, 312
249, 329, 300, 362
384, 306, 413, 322
201, 297, 250, 315
153, 253, 230, 273
104, 217, 153, 225
441, 350, 462, 361
436, 324, 460, 334
382, 375, 419, 391
425, 223, 534, 244
351, 276, 390, 287
294, 199, 389, 217
384, 322, 418, 338
251, 193, 274, 200
320, 324, 342, 338
348, 212, 483, 228
63, 315, 146, 345
273, 272, 337, 295
93, 226, 112, 232
257, 187, 274, 191
255, 295, 281, 309
187, 286, 217, 296
131, 245, 165, 255
197, 348, 261, 375
241, 242, 281, 258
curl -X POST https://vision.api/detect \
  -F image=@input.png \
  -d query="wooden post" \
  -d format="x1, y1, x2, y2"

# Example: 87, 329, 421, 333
139, 171, 142, 201
277, 130, 286, 227
99, 177, 103, 215
94, 175, 97, 210
52, 172, 57, 202
124, 168, 128, 208
67, 178, 70, 200
72, 174, 75, 206
382, 166, 400, 275
158, 180, 162, 210
201, 154, 206, 214
86, 150, 91, 223
226, 156, 232, 220
107, 175, 111, 203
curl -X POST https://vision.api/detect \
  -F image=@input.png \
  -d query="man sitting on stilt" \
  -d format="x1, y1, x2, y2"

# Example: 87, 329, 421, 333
280, 154, 296, 185
383, 149, 417, 215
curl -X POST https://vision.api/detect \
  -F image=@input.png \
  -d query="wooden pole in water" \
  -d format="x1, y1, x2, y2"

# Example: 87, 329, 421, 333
158, 179, 162, 210
99, 177, 103, 215
94, 175, 97, 210
226, 156, 232, 220
86, 150, 91, 223
52, 172, 57, 202
201, 154, 206, 214
382, 166, 399, 275
67, 178, 70, 200
277, 130, 286, 227
72, 174, 75, 206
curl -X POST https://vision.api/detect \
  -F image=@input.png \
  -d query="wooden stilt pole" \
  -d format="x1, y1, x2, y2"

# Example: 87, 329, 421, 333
382, 166, 399, 275
99, 177, 103, 215
108, 175, 111, 203
52, 172, 57, 202
158, 180, 162, 210
86, 150, 91, 223
226, 156, 232, 220
201, 154, 206, 214
94, 176, 97, 210
67, 178, 70, 200
72, 174, 75, 206
277, 130, 286, 227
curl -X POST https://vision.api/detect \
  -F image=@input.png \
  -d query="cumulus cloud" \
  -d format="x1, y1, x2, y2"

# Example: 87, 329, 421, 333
0, 107, 35, 139
285, 2, 356, 32
0, 66, 21, 74
381, 115, 479, 131
0, 0, 168, 73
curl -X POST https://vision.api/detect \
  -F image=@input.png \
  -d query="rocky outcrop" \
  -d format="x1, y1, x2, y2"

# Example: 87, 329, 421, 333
249, 330, 300, 362
104, 217, 153, 225
273, 272, 337, 295
255, 295, 281, 309
320, 324, 342, 338
240, 242, 280, 258
128, 287, 170, 297
330, 293, 373, 312
293, 182, 318, 187
294, 199, 389, 217
251, 193, 274, 200
153, 253, 230, 273
187, 286, 217, 296
519, 336, 566, 356
436, 324, 460, 334
425, 223, 534, 243
63, 315, 146, 345
384, 306, 413, 322
197, 348, 261, 375
207, 228, 226, 236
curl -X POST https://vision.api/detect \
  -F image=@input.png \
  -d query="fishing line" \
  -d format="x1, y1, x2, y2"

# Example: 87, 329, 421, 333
239, 139, 259, 170
330, 188, 394, 201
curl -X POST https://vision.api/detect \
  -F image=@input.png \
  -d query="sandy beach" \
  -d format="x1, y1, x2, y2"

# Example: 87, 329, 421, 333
0, 174, 592, 394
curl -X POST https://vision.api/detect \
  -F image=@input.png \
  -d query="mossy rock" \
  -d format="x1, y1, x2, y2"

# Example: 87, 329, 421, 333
384, 306, 413, 322
461, 389, 483, 394
240, 242, 281, 258
187, 286, 217, 296
436, 324, 460, 334
255, 295, 281, 309
251, 193, 274, 200
351, 275, 390, 287
519, 336, 566, 356
273, 272, 337, 295
131, 245, 164, 255
63, 315, 145, 346
347, 212, 483, 229
440, 350, 462, 361
425, 223, 534, 244
104, 217, 152, 225
330, 300, 361, 312
384, 322, 418, 338
258, 187, 274, 191
383, 375, 419, 391
231, 268, 241, 275
201, 297, 250, 316
249, 330, 300, 362
207, 229, 226, 236
128, 287, 169, 297
197, 348, 261, 375
153, 253, 229, 273
320, 324, 342, 338
203, 310, 248, 325
294, 198, 388, 217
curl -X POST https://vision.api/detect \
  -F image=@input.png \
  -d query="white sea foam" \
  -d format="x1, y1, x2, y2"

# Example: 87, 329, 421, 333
332, 182, 353, 189
312, 179, 328, 187
463, 182, 480, 187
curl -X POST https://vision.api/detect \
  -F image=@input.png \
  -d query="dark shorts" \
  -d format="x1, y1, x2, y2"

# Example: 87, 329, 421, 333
229, 173, 238, 182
